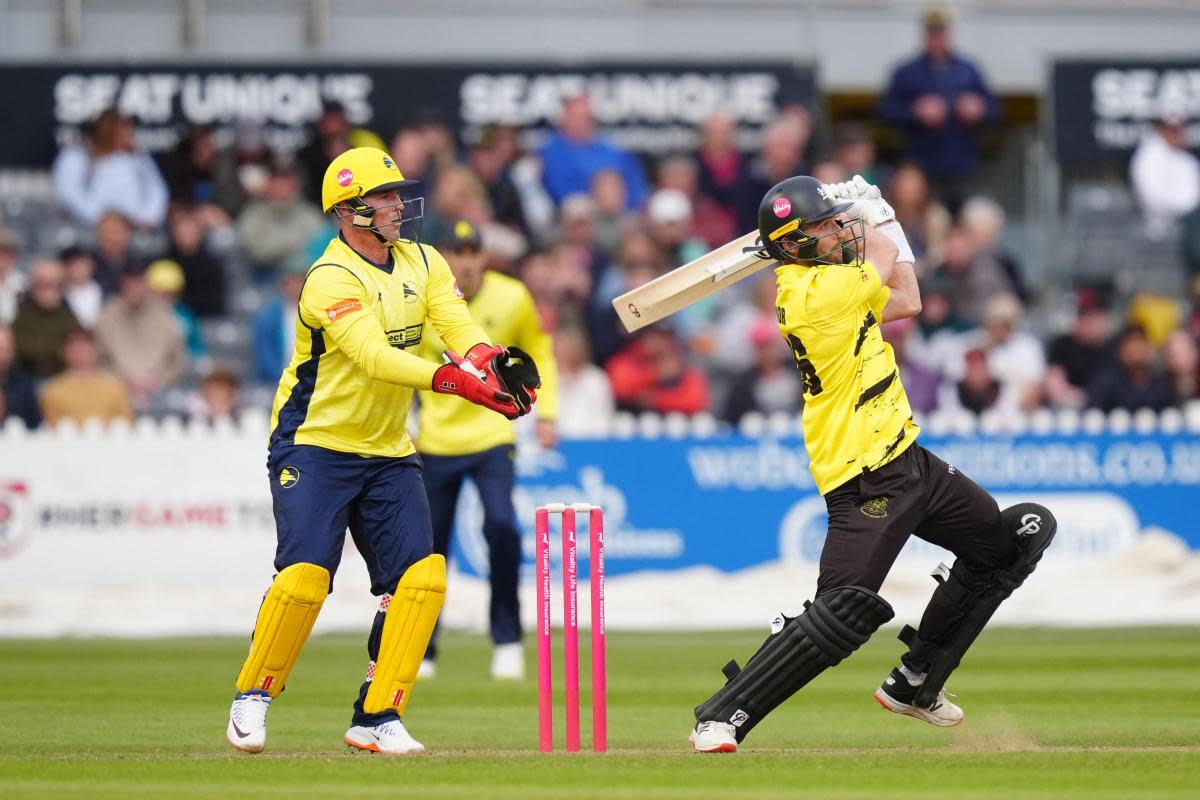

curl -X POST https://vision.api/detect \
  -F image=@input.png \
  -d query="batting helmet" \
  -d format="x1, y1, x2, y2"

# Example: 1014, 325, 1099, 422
757, 176, 862, 265
322, 147, 423, 243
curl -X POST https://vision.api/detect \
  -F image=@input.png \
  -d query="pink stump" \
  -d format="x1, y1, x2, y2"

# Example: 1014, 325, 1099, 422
589, 506, 607, 752
562, 507, 581, 753
536, 507, 553, 752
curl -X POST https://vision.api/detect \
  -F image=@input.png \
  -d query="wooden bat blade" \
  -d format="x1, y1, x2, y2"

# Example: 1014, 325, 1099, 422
612, 230, 778, 332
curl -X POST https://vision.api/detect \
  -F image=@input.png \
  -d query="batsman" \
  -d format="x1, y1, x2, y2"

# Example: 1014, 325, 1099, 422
689, 175, 1056, 753
225, 147, 539, 755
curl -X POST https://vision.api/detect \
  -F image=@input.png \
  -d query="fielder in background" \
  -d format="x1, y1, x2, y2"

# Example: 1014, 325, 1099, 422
415, 219, 558, 681
225, 147, 539, 756
689, 175, 1056, 753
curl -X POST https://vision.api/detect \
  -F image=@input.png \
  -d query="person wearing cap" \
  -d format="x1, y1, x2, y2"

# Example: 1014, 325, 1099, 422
879, 6, 998, 210
1130, 111, 1200, 235
413, 219, 558, 682
146, 258, 205, 357
11, 259, 80, 378
92, 259, 187, 410
225, 147, 539, 757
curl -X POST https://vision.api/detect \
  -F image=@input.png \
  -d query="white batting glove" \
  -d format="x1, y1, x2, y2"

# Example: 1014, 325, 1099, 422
821, 174, 896, 227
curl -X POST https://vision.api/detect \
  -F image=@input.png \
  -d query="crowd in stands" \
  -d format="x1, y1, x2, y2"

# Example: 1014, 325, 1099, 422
1, 6, 1199, 435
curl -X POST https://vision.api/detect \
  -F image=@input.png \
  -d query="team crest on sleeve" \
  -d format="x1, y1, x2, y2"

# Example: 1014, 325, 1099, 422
326, 298, 364, 321
859, 497, 889, 518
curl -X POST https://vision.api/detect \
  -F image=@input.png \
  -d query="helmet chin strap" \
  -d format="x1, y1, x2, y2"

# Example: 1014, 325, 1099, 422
341, 199, 395, 245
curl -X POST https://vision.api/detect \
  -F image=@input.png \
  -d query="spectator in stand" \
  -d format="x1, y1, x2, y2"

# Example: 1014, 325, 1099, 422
189, 365, 242, 424
558, 194, 607, 283
161, 124, 242, 222
93, 262, 187, 411
0, 227, 26, 326
888, 162, 951, 273
606, 326, 710, 415
52, 107, 169, 228
1086, 324, 1174, 413
415, 109, 462, 189
147, 258, 205, 357
832, 122, 889, 189
696, 110, 744, 231
932, 224, 1015, 326
468, 124, 529, 237
539, 93, 648, 210
721, 317, 801, 425
252, 255, 308, 385
878, 6, 998, 210
906, 280, 970, 379
167, 202, 228, 318
422, 165, 491, 248
0, 324, 40, 428
588, 230, 667, 365
1164, 328, 1200, 404
656, 154, 736, 250
236, 160, 327, 280
882, 317, 941, 415
92, 211, 138, 294
589, 169, 634, 258
645, 189, 708, 268
297, 101, 386, 206
809, 159, 847, 186
60, 246, 103, 329
39, 326, 133, 427
710, 273, 779, 379
553, 325, 615, 436
1130, 112, 1200, 236
735, 114, 811, 231
12, 259, 79, 378
939, 346, 1003, 415
962, 294, 1045, 412
390, 124, 433, 187
960, 196, 1028, 303
1043, 288, 1115, 408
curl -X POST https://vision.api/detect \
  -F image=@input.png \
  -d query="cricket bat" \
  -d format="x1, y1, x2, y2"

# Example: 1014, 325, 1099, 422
612, 230, 778, 333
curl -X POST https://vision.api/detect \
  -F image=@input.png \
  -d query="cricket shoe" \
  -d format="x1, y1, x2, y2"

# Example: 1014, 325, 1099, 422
874, 668, 964, 727
226, 690, 271, 753
417, 659, 437, 680
689, 721, 738, 753
491, 642, 525, 681
344, 719, 426, 755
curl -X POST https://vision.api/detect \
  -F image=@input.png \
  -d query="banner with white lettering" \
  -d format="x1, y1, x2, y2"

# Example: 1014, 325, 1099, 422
1052, 60, 1200, 163
0, 62, 815, 167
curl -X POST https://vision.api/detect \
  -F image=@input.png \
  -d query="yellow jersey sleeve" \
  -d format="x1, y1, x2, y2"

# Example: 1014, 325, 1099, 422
869, 283, 891, 321
513, 284, 558, 421
422, 245, 490, 354
299, 264, 438, 390
805, 261, 884, 329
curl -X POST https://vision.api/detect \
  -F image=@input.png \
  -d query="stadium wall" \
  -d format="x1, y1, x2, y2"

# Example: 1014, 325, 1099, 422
2, 409, 1198, 637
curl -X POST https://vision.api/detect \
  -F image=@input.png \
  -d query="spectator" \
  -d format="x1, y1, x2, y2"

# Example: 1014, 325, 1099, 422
933, 225, 1015, 325
160, 124, 242, 222
189, 365, 242, 424
557, 194, 608, 283
832, 122, 888, 188
539, 93, 648, 210
882, 317, 941, 414
964, 294, 1046, 412
696, 110, 745, 227
960, 196, 1028, 302
1085, 325, 1174, 413
60, 246, 103, 329
297, 101, 386, 205
646, 188, 708, 268
93, 262, 187, 411
422, 165, 491, 248
906, 280, 971, 377
1130, 112, 1200, 236
588, 230, 668, 365
735, 114, 811, 231
940, 346, 1003, 415
589, 169, 634, 258
1045, 289, 1115, 405
251, 255, 308, 385
656, 154, 736, 250
390, 124, 434, 186
606, 327, 711, 415
879, 6, 998, 209
12, 259, 79, 378
236, 160, 327, 279
552, 325, 615, 436
52, 107, 169, 228
92, 211, 138, 294
888, 163, 951, 272
709, 273, 779, 377
39, 327, 133, 428
1164, 328, 1200, 404
0, 324, 40, 428
809, 159, 847, 186
721, 317, 801, 424
468, 124, 529, 237
0, 227, 26, 326
146, 259, 205, 358
167, 203, 228, 318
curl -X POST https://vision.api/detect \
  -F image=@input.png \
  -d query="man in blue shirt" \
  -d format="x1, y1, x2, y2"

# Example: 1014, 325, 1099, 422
539, 94, 648, 211
879, 7, 998, 209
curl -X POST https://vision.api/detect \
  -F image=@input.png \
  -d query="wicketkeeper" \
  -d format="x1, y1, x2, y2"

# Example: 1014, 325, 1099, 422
689, 175, 1056, 753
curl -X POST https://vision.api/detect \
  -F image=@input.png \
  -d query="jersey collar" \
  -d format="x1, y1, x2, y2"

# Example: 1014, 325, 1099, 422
339, 232, 395, 274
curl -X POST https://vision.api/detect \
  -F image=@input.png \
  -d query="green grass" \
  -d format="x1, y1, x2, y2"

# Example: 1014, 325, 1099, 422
1, 628, 1198, 798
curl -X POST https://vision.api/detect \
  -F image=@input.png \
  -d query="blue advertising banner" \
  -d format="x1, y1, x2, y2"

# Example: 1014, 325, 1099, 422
446, 433, 1200, 580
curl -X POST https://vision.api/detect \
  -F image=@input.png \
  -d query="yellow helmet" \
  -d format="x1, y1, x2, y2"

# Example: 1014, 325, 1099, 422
321, 147, 417, 213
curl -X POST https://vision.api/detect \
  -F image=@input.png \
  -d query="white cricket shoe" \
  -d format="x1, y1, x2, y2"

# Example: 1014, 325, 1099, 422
344, 719, 426, 755
875, 669, 964, 727
226, 691, 271, 753
491, 642, 525, 681
417, 659, 437, 680
689, 720, 738, 753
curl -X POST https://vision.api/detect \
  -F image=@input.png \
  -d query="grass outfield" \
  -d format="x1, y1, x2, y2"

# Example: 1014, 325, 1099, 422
1, 628, 1198, 799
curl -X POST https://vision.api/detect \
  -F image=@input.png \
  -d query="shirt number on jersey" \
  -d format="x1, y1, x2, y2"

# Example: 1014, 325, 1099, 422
787, 333, 823, 396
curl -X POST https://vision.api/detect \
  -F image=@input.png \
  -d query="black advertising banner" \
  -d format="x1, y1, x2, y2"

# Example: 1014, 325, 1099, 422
1053, 60, 1200, 163
0, 62, 815, 167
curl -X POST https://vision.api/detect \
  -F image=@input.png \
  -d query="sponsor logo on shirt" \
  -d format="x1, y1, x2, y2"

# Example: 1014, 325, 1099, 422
326, 298, 364, 322
386, 324, 423, 349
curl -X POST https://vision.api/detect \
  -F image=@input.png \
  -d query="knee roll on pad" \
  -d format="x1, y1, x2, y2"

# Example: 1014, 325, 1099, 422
694, 585, 893, 742
362, 554, 446, 715
236, 562, 330, 696
903, 502, 1057, 707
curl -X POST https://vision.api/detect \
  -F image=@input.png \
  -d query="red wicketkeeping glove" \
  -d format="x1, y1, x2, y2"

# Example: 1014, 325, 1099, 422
462, 343, 540, 415
432, 349, 522, 420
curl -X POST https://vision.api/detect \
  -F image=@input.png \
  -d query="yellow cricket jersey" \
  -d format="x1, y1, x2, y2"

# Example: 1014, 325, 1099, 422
269, 235, 489, 458
775, 260, 919, 495
415, 271, 558, 456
